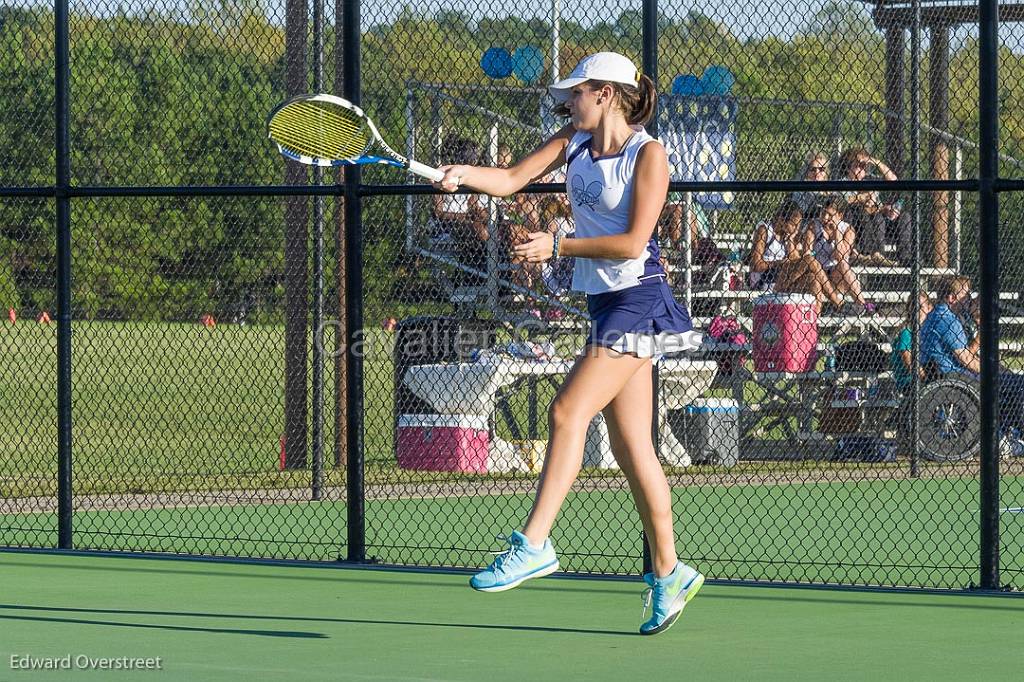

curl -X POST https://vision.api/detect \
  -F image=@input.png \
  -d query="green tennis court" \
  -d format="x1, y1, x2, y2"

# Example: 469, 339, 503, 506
1, 552, 1021, 681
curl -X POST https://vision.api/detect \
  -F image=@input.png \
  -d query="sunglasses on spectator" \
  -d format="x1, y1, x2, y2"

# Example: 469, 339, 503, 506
809, 166, 827, 172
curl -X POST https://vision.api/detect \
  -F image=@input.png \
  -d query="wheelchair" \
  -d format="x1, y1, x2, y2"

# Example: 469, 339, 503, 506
901, 363, 981, 463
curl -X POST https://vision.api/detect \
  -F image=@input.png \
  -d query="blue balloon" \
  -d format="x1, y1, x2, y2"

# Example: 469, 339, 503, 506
480, 47, 513, 79
512, 46, 545, 84
671, 74, 703, 96
701, 65, 735, 95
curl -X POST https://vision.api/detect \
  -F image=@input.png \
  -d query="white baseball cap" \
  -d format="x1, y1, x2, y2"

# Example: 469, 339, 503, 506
548, 52, 640, 102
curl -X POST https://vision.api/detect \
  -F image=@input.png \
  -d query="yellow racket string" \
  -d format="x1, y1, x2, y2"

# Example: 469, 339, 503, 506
269, 100, 371, 160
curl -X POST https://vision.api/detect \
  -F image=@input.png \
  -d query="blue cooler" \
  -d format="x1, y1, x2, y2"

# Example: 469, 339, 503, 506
681, 398, 739, 467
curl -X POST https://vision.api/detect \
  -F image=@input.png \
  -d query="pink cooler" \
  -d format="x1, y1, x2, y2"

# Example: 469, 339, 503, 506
396, 414, 489, 473
752, 293, 818, 372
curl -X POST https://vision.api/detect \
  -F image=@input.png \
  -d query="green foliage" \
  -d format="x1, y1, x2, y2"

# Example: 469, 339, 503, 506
0, 252, 17, 309
1, 4, 1021, 320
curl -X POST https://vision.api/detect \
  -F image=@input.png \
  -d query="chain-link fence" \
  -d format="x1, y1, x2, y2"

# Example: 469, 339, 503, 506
1, 0, 1021, 591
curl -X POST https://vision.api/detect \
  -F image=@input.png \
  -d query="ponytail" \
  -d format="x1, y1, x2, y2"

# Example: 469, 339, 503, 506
606, 75, 657, 126
628, 73, 657, 125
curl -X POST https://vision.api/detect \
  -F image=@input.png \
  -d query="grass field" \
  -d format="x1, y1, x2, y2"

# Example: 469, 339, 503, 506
3, 318, 1016, 497
0, 318, 846, 498
0, 319, 563, 496
1, 320, 421, 502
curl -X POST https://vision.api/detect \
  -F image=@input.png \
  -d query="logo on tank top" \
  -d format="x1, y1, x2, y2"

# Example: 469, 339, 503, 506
570, 175, 603, 210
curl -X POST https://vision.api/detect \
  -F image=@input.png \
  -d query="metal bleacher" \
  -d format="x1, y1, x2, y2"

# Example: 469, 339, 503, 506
402, 80, 1024, 357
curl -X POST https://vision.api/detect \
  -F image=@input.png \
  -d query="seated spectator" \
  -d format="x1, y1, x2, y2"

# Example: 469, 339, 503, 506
512, 195, 573, 290
748, 200, 843, 310
835, 147, 909, 266
496, 144, 513, 169
747, 201, 788, 291
432, 136, 489, 277
921, 276, 1024, 434
790, 152, 830, 223
661, 195, 722, 288
663, 193, 712, 247
538, 196, 576, 301
495, 144, 541, 236
891, 291, 933, 390
541, 194, 573, 239
920, 275, 977, 376
806, 194, 871, 311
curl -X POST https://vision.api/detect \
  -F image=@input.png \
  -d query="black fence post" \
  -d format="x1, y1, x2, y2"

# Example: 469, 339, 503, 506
283, 0, 309, 470
643, 0, 658, 111
311, 0, 326, 502
978, 0, 1000, 591
908, 0, 922, 480
55, 0, 73, 550
343, 0, 366, 563
641, 0, 658, 578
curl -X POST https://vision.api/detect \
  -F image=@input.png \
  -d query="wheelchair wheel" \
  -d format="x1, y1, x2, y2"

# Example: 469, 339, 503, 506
914, 378, 981, 462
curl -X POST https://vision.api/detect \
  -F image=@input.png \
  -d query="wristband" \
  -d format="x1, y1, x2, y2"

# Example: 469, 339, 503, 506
552, 232, 561, 260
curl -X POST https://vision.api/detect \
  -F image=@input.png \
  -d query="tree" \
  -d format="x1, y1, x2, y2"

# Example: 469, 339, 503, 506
799, 0, 875, 41
0, 250, 19, 310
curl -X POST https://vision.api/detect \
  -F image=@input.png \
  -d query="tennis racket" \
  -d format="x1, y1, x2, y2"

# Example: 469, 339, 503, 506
266, 93, 445, 182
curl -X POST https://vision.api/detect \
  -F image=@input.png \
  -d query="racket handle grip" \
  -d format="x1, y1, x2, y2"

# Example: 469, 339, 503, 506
407, 159, 445, 183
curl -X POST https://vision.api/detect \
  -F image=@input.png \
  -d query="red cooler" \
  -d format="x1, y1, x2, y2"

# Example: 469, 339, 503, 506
396, 414, 489, 473
752, 293, 818, 372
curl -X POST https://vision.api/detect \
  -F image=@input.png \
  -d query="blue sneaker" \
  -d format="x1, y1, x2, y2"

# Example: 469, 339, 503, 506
639, 562, 704, 635
469, 531, 560, 592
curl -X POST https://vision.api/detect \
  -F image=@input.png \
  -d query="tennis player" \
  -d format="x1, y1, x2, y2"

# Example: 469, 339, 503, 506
434, 52, 703, 635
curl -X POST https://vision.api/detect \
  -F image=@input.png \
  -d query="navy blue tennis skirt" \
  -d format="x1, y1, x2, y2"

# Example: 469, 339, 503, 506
585, 278, 701, 358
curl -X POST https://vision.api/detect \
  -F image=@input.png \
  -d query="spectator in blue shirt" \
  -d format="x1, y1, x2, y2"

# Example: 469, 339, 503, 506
920, 276, 1024, 435
891, 291, 932, 389
919, 276, 978, 376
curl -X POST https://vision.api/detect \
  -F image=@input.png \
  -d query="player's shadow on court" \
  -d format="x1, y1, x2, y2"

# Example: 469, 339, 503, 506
4, 559, 633, 596
0, 603, 633, 637
0, 605, 326, 639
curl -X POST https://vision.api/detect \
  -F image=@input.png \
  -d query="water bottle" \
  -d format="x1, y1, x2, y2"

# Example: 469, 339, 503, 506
824, 344, 836, 373
867, 380, 879, 399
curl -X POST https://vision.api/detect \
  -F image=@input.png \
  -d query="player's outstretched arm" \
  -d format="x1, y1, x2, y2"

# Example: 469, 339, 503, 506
434, 125, 575, 198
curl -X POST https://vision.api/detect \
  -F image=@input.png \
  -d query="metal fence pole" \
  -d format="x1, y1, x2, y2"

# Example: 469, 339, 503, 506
311, 0, 326, 501
343, 0, 366, 562
283, 0, 310, 470
978, 0, 1000, 591
55, 0, 73, 550
909, 0, 921, 479
641, 0, 658, 579
643, 0, 658, 139
333, 0, 349, 469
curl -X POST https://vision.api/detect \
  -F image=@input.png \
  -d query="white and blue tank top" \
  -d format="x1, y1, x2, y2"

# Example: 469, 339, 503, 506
564, 126, 666, 294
